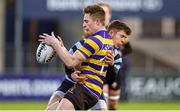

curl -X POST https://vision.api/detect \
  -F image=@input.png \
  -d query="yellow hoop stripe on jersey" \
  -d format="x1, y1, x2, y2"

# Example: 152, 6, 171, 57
78, 46, 92, 57
83, 81, 103, 95
80, 66, 106, 77
80, 73, 104, 84
83, 38, 100, 54
95, 35, 113, 45
88, 59, 109, 67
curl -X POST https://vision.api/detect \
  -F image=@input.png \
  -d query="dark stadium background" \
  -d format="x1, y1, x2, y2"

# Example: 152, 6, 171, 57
1, 0, 180, 110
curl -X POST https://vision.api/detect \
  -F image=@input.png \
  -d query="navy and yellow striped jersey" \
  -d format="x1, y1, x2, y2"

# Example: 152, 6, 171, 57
76, 30, 114, 98
65, 40, 122, 83
65, 31, 122, 98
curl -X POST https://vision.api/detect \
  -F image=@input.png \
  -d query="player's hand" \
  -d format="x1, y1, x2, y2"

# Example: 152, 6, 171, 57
57, 36, 64, 47
105, 50, 114, 66
39, 32, 63, 47
71, 71, 87, 83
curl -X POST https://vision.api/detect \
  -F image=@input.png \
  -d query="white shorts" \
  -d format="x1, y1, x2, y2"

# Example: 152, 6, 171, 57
53, 90, 65, 98
92, 99, 107, 110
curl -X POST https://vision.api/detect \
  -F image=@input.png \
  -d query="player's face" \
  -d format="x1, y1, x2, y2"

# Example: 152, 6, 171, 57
101, 5, 111, 26
112, 30, 128, 48
83, 14, 97, 36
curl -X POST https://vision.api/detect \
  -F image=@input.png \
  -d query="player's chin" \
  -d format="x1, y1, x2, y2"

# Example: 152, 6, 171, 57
84, 32, 91, 36
114, 44, 122, 49
83, 29, 88, 33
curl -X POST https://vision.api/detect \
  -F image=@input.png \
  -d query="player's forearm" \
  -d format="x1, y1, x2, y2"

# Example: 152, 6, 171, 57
52, 43, 78, 68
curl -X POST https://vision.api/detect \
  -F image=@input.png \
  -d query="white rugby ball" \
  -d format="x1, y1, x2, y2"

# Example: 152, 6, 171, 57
36, 43, 56, 64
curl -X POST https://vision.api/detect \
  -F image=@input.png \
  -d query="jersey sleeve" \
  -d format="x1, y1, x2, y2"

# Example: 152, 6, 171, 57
69, 40, 84, 54
106, 50, 122, 85
65, 40, 84, 75
114, 49, 122, 73
64, 64, 75, 76
77, 36, 102, 59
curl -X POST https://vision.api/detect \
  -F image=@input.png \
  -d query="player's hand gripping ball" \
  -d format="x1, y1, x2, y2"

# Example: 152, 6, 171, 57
36, 43, 56, 64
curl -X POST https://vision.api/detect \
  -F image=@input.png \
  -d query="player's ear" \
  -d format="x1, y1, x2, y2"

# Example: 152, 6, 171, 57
109, 30, 114, 36
95, 18, 100, 25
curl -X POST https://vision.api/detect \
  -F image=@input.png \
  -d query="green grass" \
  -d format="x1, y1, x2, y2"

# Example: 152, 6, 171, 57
117, 102, 180, 110
1, 101, 180, 110
0, 101, 47, 110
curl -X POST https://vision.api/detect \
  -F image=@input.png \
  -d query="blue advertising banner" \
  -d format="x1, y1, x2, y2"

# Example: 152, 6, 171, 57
127, 73, 180, 101
0, 74, 65, 101
22, 0, 180, 19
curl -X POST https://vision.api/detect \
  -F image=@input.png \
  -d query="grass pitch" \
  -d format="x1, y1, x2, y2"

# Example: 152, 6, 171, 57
0, 101, 47, 110
1, 101, 180, 110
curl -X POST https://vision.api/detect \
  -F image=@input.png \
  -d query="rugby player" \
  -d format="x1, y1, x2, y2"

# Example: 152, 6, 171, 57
45, 2, 116, 111
44, 2, 132, 110
39, 4, 113, 110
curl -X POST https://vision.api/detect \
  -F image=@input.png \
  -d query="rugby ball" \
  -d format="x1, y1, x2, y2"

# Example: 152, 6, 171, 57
36, 43, 56, 64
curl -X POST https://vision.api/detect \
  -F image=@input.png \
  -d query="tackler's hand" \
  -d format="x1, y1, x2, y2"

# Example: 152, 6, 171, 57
105, 50, 114, 66
71, 71, 87, 83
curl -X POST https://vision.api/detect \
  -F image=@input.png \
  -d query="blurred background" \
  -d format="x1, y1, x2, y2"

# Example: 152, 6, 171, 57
1, 0, 180, 110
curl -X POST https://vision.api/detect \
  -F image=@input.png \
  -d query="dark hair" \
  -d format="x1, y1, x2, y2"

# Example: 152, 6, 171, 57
83, 4, 105, 25
122, 42, 133, 56
107, 20, 131, 35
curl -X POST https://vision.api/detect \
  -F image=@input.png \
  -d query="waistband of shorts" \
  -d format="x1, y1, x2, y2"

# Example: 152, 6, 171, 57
80, 83, 100, 99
